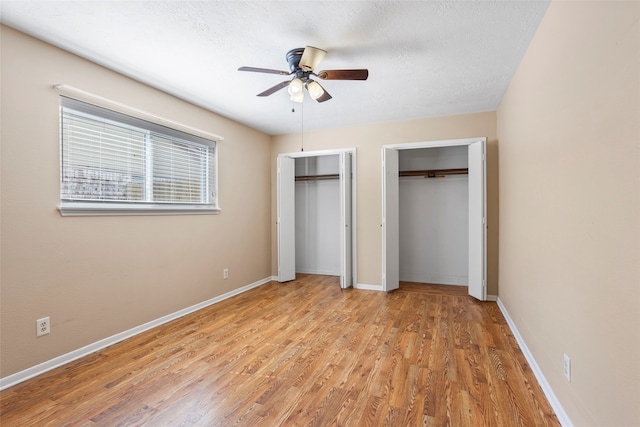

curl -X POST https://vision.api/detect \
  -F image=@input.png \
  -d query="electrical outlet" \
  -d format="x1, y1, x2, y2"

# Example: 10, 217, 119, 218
36, 317, 50, 337
563, 353, 571, 382
223, 268, 229, 279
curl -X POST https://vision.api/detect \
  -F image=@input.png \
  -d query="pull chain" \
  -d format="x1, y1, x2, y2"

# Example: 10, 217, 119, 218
290, 101, 304, 152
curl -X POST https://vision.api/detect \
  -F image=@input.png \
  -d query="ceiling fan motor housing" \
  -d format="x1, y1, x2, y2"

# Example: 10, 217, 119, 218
286, 48, 311, 79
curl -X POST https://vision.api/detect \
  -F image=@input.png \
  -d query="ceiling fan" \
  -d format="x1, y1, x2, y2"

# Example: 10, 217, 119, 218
238, 46, 368, 103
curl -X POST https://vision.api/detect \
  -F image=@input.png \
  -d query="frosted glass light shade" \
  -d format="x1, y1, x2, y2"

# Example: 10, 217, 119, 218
290, 90, 304, 103
288, 78, 303, 95
306, 80, 324, 100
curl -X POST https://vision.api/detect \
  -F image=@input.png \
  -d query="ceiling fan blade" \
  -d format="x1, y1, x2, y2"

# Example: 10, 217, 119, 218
315, 90, 332, 103
238, 66, 290, 76
316, 69, 369, 80
257, 80, 291, 97
299, 46, 326, 71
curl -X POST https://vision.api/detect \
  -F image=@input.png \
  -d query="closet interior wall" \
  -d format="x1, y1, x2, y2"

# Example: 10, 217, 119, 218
399, 146, 469, 285
295, 155, 341, 276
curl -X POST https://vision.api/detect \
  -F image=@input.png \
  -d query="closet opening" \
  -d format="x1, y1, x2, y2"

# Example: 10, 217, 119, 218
277, 149, 356, 289
382, 138, 486, 300
295, 155, 341, 277
399, 146, 469, 287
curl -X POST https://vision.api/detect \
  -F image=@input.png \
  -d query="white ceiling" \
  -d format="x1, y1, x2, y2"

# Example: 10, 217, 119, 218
0, 1, 549, 136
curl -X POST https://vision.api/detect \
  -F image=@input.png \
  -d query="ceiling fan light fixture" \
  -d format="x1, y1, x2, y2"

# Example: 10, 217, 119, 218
288, 78, 303, 95
306, 80, 325, 100
299, 46, 327, 72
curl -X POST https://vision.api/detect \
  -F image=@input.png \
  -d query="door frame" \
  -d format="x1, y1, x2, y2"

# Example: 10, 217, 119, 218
381, 137, 487, 299
277, 148, 357, 288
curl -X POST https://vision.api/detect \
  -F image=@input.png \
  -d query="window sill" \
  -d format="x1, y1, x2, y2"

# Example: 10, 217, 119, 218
58, 202, 221, 217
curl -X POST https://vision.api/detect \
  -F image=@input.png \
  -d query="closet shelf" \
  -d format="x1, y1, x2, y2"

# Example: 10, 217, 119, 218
295, 174, 340, 181
399, 168, 468, 178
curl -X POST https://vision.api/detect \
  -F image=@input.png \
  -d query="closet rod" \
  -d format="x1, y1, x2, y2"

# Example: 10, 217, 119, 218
399, 168, 468, 178
295, 174, 340, 181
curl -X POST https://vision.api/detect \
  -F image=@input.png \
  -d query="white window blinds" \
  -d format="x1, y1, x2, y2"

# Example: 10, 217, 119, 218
60, 97, 217, 210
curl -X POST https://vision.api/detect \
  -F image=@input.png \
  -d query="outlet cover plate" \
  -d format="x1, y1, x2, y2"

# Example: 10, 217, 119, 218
37, 317, 50, 337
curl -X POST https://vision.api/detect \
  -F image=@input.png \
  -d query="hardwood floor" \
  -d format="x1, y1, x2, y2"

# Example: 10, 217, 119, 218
1, 275, 559, 426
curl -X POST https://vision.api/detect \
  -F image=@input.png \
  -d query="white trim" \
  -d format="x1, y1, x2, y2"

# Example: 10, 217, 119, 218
355, 283, 384, 291
381, 146, 400, 292
381, 137, 488, 300
295, 269, 340, 276
496, 298, 574, 427
399, 276, 469, 287
58, 203, 220, 216
354, 284, 495, 296
54, 84, 224, 142
280, 148, 353, 158
0, 276, 274, 391
277, 148, 358, 288
383, 137, 483, 151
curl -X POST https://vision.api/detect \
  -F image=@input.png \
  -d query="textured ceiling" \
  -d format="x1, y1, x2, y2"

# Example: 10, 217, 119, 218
0, 1, 549, 136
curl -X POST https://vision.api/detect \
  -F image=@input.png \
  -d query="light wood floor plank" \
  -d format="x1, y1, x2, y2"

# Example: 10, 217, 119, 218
0, 275, 559, 426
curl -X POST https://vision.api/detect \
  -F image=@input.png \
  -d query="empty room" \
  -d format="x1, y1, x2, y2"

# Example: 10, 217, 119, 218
1, 1, 638, 426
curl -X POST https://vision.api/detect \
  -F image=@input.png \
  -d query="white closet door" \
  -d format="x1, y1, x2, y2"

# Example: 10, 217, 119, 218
382, 147, 400, 291
277, 155, 296, 282
468, 140, 487, 300
340, 152, 353, 288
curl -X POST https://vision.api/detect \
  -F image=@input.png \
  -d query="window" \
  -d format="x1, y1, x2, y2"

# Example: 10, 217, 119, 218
58, 97, 218, 216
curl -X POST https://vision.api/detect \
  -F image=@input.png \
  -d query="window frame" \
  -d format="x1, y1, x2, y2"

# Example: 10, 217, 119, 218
57, 95, 220, 217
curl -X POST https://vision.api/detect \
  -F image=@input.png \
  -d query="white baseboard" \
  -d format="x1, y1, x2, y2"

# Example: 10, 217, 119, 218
354, 283, 383, 291
399, 276, 468, 286
295, 268, 340, 276
0, 276, 275, 391
496, 298, 573, 427
352, 285, 497, 299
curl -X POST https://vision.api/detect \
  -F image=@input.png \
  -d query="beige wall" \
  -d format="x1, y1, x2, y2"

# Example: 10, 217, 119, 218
497, 1, 639, 425
270, 112, 499, 294
0, 26, 272, 377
